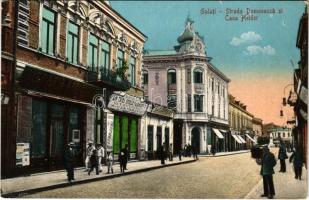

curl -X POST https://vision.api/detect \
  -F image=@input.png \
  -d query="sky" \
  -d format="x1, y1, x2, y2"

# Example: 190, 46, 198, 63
111, 1, 306, 125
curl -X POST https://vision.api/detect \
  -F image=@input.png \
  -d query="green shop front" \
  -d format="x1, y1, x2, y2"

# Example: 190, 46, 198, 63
107, 92, 148, 160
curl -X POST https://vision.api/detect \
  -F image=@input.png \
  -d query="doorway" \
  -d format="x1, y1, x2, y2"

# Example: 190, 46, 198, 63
191, 127, 200, 154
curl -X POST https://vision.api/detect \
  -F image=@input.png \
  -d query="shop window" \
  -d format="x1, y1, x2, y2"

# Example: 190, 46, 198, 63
194, 95, 203, 112
40, 6, 56, 55
66, 21, 79, 64
167, 69, 176, 84
100, 41, 110, 71
117, 49, 124, 69
194, 69, 203, 83
129, 56, 136, 86
31, 100, 47, 158
50, 104, 64, 157
88, 34, 98, 71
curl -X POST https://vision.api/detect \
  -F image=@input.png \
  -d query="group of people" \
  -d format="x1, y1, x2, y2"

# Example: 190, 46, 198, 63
255, 140, 303, 199
158, 143, 173, 165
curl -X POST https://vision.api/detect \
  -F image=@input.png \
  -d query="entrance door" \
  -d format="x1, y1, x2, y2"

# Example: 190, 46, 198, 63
147, 125, 154, 159
191, 127, 200, 154
49, 104, 64, 166
157, 126, 162, 151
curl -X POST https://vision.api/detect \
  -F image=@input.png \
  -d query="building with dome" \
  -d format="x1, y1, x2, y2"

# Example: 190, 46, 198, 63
143, 17, 230, 155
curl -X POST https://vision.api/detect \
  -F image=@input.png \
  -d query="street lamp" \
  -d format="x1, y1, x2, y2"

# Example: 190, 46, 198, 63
282, 84, 294, 107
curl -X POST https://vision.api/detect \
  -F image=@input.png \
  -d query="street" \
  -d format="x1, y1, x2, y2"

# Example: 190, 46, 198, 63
24, 152, 262, 198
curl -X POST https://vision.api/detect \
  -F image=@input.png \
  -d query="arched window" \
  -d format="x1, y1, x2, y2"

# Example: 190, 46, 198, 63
194, 68, 203, 83
167, 69, 176, 84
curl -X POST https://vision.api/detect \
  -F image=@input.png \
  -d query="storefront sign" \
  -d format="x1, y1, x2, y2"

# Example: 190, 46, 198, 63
108, 93, 148, 116
103, 112, 114, 152
16, 143, 30, 167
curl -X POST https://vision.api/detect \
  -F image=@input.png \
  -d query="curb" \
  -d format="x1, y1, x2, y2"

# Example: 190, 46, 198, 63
2, 159, 196, 198
198, 150, 250, 157
243, 178, 263, 199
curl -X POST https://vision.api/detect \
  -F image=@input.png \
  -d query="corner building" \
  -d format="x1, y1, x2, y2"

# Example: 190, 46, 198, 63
1, 0, 146, 177
143, 17, 230, 154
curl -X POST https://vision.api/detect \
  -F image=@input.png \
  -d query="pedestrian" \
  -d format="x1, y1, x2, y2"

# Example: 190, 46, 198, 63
278, 140, 288, 173
178, 149, 182, 161
119, 149, 125, 173
107, 151, 114, 174
169, 143, 173, 161
85, 141, 95, 171
88, 149, 99, 175
258, 145, 277, 199
96, 143, 105, 173
187, 144, 192, 157
289, 145, 303, 180
159, 145, 165, 165
64, 142, 75, 183
192, 145, 198, 160
124, 144, 129, 170
211, 145, 216, 156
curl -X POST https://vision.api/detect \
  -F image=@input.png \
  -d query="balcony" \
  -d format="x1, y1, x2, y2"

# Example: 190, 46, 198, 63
86, 68, 131, 91
168, 83, 176, 95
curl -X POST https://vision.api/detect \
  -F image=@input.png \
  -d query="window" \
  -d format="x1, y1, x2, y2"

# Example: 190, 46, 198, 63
194, 95, 203, 112
218, 83, 220, 94
187, 69, 191, 83
117, 49, 124, 68
88, 34, 98, 71
283, 132, 285, 137
187, 95, 191, 112
100, 41, 110, 71
194, 69, 203, 83
143, 71, 148, 85
167, 95, 177, 109
129, 56, 136, 85
211, 78, 214, 91
41, 6, 56, 55
66, 21, 79, 64
167, 69, 176, 84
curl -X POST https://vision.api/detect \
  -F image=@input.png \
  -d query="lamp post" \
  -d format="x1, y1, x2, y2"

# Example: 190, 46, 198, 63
280, 84, 294, 117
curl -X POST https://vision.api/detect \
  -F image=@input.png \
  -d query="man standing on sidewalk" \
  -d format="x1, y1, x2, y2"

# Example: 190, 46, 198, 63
278, 140, 288, 173
85, 141, 95, 171
259, 145, 277, 199
64, 142, 75, 183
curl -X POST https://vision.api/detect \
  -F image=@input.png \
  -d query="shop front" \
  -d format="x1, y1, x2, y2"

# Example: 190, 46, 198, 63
107, 92, 148, 160
12, 66, 100, 176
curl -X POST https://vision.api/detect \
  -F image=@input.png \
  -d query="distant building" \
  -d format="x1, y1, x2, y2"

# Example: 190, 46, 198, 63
263, 123, 281, 137
228, 95, 254, 150
268, 127, 293, 147
252, 117, 263, 137
143, 17, 230, 154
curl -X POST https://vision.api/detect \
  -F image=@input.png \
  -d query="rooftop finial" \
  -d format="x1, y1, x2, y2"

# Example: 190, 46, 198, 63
186, 12, 194, 25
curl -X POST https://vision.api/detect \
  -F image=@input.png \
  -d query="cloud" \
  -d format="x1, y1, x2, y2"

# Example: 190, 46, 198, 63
244, 45, 276, 56
230, 31, 262, 46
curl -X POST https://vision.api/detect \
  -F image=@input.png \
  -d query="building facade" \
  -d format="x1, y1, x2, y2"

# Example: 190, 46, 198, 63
228, 95, 254, 150
143, 17, 230, 154
252, 117, 263, 138
1, 0, 146, 178
268, 127, 293, 147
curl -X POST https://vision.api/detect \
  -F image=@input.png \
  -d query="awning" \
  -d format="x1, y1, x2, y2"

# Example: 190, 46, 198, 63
212, 128, 224, 139
245, 134, 256, 143
220, 129, 228, 133
237, 135, 246, 143
231, 134, 242, 144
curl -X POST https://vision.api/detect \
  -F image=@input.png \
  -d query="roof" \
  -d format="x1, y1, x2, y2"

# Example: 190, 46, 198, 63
144, 50, 177, 56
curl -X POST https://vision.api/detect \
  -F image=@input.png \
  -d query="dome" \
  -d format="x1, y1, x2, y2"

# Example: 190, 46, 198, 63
177, 28, 194, 43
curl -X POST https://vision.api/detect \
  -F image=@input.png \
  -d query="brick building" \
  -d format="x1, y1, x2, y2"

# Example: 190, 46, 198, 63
1, 0, 146, 177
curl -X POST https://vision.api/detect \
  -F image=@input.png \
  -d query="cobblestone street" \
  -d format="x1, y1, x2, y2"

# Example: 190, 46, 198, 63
24, 152, 262, 198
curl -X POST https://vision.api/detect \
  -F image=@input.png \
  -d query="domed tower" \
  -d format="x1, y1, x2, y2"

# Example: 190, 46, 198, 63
175, 16, 206, 56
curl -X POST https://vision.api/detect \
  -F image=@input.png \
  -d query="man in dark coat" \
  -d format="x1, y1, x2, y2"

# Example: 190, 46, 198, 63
119, 148, 125, 173
278, 140, 288, 172
289, 146, 303, 180
64, 143, 75, 183
88, 149, 99, 175
159, 145, 165, 165
259, 145, 277, 199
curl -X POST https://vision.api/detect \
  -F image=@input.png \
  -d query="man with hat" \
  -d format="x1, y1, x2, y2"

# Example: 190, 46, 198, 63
96, 143, 105, 173
259, 145, 277, 199
85, 141, 95, 171
64, 142, 75, 183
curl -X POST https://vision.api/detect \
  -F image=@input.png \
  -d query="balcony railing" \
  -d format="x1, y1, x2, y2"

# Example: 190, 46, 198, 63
86, 68, 131, 91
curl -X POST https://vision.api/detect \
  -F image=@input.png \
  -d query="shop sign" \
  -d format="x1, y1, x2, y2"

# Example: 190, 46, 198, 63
16, 143, 30, 167
103, 112, 114, 152
108, 93, 148, 116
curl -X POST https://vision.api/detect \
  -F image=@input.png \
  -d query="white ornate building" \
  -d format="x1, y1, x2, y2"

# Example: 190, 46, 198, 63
143, 17, 230, 154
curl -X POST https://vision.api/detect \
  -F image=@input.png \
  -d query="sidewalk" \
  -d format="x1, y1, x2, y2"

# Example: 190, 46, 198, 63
1, 157, 195, 197
245, 152, 308, 199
